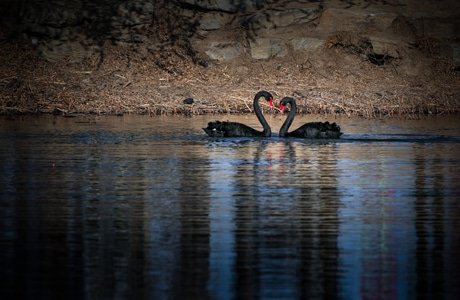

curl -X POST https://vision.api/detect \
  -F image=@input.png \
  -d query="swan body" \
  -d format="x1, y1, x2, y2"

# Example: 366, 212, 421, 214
279, 97, 342, 139
203, 91, 273, 137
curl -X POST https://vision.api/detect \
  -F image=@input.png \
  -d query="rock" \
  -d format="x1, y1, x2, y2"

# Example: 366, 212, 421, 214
249, 38, 287, 60
413, 18, 460, 39
318, 9, 397, 34
19, 0, 157, 59
20, 2, 82, 29
10, 0, 460, 66
291, 37, 324, 51
112, 2, 155, 27
244, 8, 320, 30
368, 36, 404, 58
183, 98, 195, 104
178, 0, 261, 12
200, 19, 222, 31
38, 40, 100, 63
112, 32, 146, 43
441, 43, 460, 67
205, 41, 244, 60
21, 22, 70, 40
402, 0, 460, 18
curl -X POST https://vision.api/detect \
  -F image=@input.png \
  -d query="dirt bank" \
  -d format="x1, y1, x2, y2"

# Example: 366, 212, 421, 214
1, 2, 459, 119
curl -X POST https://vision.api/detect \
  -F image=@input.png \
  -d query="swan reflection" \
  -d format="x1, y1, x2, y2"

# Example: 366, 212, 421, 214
1, 115, 459, 299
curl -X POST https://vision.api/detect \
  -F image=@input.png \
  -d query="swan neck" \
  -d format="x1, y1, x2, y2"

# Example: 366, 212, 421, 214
254, 93, 271, 136
279, 98, 296, 137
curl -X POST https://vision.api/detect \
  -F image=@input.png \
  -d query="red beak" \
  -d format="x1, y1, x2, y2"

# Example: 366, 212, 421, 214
279, 103, 285, 113
269, 98, 273, 107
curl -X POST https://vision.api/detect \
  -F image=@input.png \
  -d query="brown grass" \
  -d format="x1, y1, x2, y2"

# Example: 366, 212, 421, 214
1, 36, 459, 119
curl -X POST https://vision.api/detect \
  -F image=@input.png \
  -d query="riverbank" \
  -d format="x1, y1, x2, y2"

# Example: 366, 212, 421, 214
1, 38, 459, 119
2, 1, 460, 119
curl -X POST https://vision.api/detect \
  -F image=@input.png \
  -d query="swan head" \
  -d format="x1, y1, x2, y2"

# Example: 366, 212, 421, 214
279, 102, 285, 113
257, 91, 274, 108
279, 97, 295, 113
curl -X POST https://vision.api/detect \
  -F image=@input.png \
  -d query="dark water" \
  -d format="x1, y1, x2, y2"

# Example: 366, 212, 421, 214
1, 115, 459, 299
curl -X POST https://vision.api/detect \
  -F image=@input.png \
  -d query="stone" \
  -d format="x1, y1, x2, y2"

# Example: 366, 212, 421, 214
200, 19, 222, 31
205, 41, 244, 60
21, 23, 67, 39
368, 36, 404, 58
112, 32, 146, 43
249, 38, 287, 60
413, 18, 460, 40
402, 0, 460, 18
243, 8, 320, 30
441, 43, 460, 66
291, 37, 324, 51
318, 9, 397, 34
38, 40, 99, 63
178, 0, 261, 13
112, 2, 155, 26
10, 0, 460, 64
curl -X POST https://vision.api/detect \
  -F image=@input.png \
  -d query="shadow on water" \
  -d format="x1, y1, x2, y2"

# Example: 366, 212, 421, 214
0, 115, 459, 299
340, 133, 457, 143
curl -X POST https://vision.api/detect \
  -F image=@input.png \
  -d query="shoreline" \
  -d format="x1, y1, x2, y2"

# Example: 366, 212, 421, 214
1, 41, 459, 119
1, 1, 459, 119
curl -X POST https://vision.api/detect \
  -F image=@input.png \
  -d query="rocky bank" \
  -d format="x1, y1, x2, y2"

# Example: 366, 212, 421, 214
1, 0, 459, 117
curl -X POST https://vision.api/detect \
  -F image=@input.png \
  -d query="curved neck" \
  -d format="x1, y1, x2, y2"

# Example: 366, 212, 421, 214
253, 92, 271, 137
279, 98, 296, 137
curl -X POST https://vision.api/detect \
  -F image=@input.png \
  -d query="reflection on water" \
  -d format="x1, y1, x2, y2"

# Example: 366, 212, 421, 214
1, 115, 459, 299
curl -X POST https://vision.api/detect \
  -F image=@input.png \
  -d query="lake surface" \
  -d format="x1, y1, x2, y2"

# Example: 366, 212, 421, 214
1, 114, 459, 299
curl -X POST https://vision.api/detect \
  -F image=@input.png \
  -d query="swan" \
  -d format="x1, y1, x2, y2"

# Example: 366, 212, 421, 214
279, 97, 342, 139
203, 91, 274, 137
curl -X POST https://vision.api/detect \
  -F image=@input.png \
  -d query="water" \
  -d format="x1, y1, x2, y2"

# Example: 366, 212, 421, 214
1, 114, 459, 299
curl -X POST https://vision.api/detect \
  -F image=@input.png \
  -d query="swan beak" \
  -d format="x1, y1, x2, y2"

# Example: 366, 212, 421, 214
279, 103, 285, 113
269, 98, 273, 107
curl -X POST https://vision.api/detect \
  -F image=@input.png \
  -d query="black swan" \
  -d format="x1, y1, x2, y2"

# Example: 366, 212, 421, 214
203, 91, 274, 137
279, 97, 342, 139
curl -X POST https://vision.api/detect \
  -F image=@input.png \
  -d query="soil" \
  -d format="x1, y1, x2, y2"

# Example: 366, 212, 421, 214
1, 2, 459, 119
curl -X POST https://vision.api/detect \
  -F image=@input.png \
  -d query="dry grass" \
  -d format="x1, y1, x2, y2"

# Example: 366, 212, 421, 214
1, 36, 459, 119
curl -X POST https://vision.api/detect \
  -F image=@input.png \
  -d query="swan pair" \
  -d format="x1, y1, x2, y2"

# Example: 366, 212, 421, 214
203, 91, 342, 138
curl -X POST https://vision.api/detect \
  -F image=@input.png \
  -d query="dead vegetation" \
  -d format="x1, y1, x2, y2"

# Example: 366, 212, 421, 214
1, 21, 459, 119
